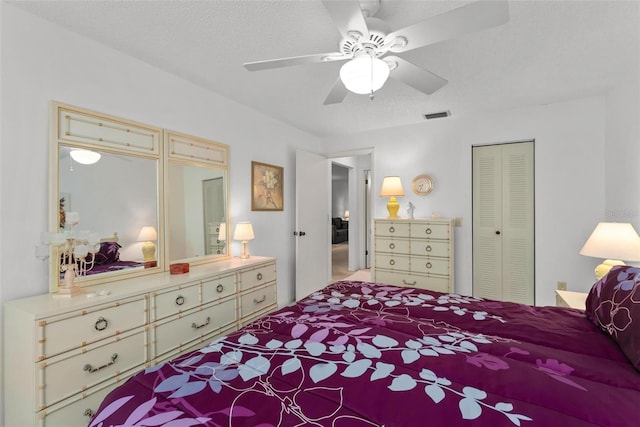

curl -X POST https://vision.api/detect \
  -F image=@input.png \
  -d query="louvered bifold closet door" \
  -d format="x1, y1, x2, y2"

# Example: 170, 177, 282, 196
472, 142, 534, 305
473, 146, 503, 300
501, 143, 534, 304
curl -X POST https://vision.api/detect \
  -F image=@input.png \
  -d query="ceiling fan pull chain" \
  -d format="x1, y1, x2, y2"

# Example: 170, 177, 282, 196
369, 52, 375, 101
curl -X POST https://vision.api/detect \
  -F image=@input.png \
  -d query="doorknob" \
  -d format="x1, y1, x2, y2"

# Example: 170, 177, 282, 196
300, 231, 306, 236
293, 231, 306, 236
495, 230, 501, 235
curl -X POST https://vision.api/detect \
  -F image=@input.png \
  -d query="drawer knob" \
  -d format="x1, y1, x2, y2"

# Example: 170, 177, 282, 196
426, 245, 432, 252
389, 243, 395, 250
256, 272, 263, 281
402, 279, 417, 286
216, 284, 224, 293
389, 226, 395, 233
175, 295, 185, 306
254, 295, 267, 304
426, 262, 433, 269
94, 317, 109, 331
192, 317, 211, 330
389, 259, 396, 266
425, 228, 432, 235
84, 409, 95, 418
83, 353, 118, 373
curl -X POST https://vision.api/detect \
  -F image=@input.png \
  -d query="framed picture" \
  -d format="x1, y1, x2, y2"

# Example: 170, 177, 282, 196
251, 161, 284, 211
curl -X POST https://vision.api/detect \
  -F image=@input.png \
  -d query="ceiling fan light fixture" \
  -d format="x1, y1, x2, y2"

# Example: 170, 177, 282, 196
339, 54, 390, 95
70, 149, 101, 165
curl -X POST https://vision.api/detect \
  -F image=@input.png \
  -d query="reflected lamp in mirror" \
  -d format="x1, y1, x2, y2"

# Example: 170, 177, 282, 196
137, 226, 158, 262
233, 222, 255, 260
344, 210, 349, 220
218, 222, 227, 241
70, 149, 101, 165
380, 176, 405, 219
579, 222, 640, 279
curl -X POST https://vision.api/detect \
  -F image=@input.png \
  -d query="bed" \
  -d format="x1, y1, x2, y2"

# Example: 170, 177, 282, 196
89, 266, 640, 426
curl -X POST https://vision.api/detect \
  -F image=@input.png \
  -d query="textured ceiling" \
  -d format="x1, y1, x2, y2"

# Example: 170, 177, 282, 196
9, 0, 639, 138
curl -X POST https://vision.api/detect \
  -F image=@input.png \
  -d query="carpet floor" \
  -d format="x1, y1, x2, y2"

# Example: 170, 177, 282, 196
331, 242, 371, 282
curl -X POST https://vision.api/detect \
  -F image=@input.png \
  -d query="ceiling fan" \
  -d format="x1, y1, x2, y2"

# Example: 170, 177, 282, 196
243, 0, 509, 105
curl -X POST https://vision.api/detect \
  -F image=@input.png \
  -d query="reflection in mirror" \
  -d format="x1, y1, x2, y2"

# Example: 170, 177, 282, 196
58, 146, 159, 280
168, 162, 227, 262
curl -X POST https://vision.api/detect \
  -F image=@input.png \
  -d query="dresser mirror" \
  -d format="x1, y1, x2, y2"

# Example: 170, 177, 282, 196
49, 102, 163, 292
165, 130, 229, 265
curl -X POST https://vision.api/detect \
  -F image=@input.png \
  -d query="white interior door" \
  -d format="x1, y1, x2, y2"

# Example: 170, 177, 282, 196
295, 150, 330, 299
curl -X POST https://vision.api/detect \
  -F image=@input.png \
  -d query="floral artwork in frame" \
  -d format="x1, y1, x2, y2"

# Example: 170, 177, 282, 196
251, 161, 284, 211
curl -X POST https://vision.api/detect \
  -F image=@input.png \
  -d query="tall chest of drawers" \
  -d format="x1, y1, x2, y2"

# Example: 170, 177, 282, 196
4, 256, 276, 427
373, 218, 454, 293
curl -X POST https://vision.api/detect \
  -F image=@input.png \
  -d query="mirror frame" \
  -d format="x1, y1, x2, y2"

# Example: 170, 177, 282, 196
164, 129, 230, 267
49, 102, 231, 293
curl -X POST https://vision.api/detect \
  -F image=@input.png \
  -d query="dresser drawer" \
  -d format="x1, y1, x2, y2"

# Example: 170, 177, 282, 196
410, 222, 450, 239
375, 238, 410, 254
37, 377, 119, 427
240, 284, 277, 319
39, 329, 146, 410
375, 253, 410, 271
202, 273, 236, 303
411, 258, 450, 276
409, 240, 450, 257
40, 296, 147, 359
374, 271, 451, 293
238, 263, 276, 291
375, 221, 410, 237
152, 299, 237, 357
152, 282, 200, 321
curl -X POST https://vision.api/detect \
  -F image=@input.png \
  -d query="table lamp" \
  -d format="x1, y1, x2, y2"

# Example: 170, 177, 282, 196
380, 176, 404, 218
579, 222, 640, 279
234, 222, 255, 259
137, 226, 158, 262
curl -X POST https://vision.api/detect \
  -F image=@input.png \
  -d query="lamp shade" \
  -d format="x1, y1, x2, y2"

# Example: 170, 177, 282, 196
233, 222, 255, 241
137, 226, 157, 242
70, 149, 101, 165
218, 222, 227, 241
580, 222, 640, 261
340, 55, 390, 95
380, 176, 405, 197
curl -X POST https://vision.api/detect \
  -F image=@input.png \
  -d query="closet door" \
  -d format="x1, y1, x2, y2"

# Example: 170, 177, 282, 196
472, 142, 534, 304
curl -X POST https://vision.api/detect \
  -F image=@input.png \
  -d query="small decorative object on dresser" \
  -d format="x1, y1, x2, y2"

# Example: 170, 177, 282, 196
4, 256, 277, 426
373, 217, 454, 293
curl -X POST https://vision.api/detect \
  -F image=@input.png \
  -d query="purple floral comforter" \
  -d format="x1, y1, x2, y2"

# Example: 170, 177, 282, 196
90, 281, 640, 426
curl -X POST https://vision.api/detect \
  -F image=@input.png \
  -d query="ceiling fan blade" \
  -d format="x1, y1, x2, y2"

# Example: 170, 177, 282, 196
385, 0, 509, 53
244, 52, 347, 71
321, 0, 370, 41
387, 56, 448, 95
323, 78, 349, 105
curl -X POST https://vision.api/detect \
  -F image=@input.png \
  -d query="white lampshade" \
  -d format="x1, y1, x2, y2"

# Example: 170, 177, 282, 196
70, 149, 101, 165
380, 176, 405, 197
340, 55, 390, 95
344, 210, 349, 220
580, 222, 640, 279
233, 222, 255, 241
137, 226, 157, 242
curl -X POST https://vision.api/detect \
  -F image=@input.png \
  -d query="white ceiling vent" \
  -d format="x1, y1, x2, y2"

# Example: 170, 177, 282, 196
423, 111, 451, 120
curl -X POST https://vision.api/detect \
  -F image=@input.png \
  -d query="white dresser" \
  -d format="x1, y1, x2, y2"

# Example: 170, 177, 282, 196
373, 218, 454, 293
4, 256, 276, 427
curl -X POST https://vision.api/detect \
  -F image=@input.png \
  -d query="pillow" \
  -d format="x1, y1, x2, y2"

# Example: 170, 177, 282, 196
92, 241, 121, 265
585, 265, 640, 370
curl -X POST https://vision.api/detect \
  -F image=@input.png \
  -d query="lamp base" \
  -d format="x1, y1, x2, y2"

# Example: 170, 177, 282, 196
594, 259, 625, 280
240, 241, 250, 260
386, 196, 400, 218
141, 241, 156, 262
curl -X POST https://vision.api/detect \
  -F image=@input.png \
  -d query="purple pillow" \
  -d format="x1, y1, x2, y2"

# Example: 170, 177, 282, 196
92, 241, 121, 265
585, 265, 640, 370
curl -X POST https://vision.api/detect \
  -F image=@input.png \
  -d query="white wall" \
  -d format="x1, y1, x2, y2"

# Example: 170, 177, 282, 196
325, 96, 610, 304
0, 5, 324, 421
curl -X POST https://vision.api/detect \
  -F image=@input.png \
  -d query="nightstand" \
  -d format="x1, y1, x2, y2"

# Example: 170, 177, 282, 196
555, 290, 588, 309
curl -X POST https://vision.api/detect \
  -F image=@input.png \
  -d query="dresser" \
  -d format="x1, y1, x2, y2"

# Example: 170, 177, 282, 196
373, 218, 454, 293
4, 256, 277, 427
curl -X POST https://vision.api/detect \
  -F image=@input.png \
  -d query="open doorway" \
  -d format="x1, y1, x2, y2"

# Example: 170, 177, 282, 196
331, 163, 350, 280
